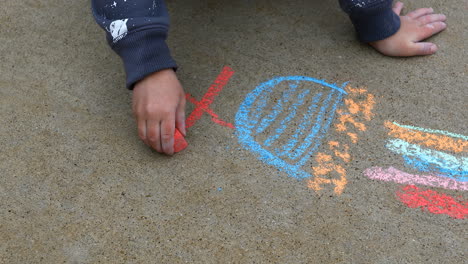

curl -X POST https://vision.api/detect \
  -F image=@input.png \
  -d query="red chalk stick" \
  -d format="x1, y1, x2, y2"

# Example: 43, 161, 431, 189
173, 129, 188, 153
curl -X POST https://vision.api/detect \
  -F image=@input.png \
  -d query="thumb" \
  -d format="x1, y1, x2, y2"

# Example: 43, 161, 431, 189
392, 2, 404, 15
409, 42, 437, 56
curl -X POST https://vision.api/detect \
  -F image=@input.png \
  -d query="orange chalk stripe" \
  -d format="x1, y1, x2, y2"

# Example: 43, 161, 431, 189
385, 121, 468, 153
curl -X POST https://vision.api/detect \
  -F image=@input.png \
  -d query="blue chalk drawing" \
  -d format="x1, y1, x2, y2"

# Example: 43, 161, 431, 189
263, 89, 311, 146
235, 76, 347, 179
386, 139, 468, 182
255, 83, 298, 134
277, 90, 344, 163
275, 92, 323, 156
403, 156, 468, 181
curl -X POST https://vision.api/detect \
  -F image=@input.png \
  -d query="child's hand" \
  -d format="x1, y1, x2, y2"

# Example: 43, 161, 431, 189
132, 69, 186, 155
370, 2, 447, 57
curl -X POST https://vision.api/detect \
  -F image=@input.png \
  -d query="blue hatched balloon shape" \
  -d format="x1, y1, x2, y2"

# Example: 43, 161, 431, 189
235, 76, 348, 179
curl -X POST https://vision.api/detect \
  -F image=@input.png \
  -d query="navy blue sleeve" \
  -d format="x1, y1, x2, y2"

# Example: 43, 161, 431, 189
92, 0, 177, 89
339, 0, 401, 42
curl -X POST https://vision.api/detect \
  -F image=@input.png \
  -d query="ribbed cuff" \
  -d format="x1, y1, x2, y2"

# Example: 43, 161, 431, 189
350, 7, 401, 43
111, 28, 178, 89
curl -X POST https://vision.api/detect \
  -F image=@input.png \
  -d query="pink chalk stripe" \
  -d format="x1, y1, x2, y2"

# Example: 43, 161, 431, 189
364, 167, 468, 191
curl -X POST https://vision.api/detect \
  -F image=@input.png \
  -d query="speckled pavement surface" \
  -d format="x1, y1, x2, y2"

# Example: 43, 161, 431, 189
1, 0, 466, 263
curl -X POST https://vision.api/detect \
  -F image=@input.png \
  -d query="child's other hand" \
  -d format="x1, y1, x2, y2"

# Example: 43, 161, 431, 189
132, 69, 186, 155
370, 1, 447, 57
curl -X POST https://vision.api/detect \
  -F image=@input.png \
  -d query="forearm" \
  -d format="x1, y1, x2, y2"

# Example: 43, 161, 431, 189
91, 0, 177, 88
339, 0, 400, 42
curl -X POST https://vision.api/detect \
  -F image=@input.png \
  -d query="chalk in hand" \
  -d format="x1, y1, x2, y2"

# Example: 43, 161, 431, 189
173, 128, 188, 153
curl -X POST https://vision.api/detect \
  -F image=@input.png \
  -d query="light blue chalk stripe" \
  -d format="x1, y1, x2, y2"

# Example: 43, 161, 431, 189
403, 155, 468, 182
273, 92, 324, 157
255, 83, 298, 134
393, 122, 468, 140
296, 92, 344, 167
386, 138, 468, 174
263, 89, 311, 147
283, 89, 338, 160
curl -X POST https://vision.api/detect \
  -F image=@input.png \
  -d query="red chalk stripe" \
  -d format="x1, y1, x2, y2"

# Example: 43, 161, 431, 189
396, 185, 468, 219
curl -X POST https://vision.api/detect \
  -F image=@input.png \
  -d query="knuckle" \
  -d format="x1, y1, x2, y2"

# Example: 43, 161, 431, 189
425, 23, 435, 29
421, 44, 431, 54
138, 131, 146, 140
146, 131, 158, 142
161, 133, 172, 142
144, 104, 160, 115
134, 108, 144, 116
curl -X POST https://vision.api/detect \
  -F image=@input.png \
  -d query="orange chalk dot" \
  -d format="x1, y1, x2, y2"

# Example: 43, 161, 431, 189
329, 141, 351, 162
347, 133, 359, 144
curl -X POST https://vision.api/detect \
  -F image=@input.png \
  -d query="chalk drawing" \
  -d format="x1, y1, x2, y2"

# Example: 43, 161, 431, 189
306, 85, 375, 194
235, 77, 375, 194
364, 120, 467, 219
364, 167, 468, 191
174, 66, 235, 152
185, 66, 236, 129
392, 122, 468, 141
386, 139, 468, 181
276, 90, 343, 162
385, 121, 467, 153
235, 76, 347, 180
403, 156, 468, 179
396, 185, 467, 219
308, 152, 348, 194
255, 85, 299, 135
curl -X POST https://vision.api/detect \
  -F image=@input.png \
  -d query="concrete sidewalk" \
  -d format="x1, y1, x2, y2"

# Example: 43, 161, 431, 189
1, 0, 466, 263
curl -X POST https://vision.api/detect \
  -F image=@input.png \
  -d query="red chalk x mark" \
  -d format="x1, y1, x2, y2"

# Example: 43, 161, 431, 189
173, 66, 235, 153
173, 129, 188, 153
185, 66, 235, 129
396, 185, 468, 219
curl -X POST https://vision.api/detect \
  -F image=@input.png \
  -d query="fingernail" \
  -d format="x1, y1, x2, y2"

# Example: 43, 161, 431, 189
430, 45, 437, 53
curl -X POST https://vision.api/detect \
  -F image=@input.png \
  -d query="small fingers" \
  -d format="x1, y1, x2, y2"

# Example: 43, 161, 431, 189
160, 118, 175, 155
147, 119, 162, 153
392, 2, 404, 15
176, 98, 186, 136
417, 22, 447, 41
417, 14, 446, 25
409, 42, 438, 56
137, 118, 149, 146
407, 7, 434, 19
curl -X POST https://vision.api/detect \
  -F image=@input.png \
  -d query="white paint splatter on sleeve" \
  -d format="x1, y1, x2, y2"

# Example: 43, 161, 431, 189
109, 19, 128, 43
